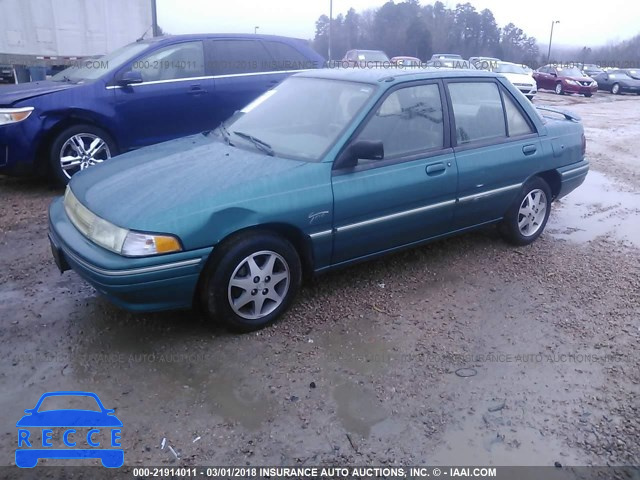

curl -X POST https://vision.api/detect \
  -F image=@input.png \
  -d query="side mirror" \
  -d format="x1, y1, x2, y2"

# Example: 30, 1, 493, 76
334, 140, 384, 170
118, 70, 143, 86
550, 72, 557, 77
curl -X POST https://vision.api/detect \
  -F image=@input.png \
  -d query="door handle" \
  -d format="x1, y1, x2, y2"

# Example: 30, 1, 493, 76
426, 162, 446, 175
522, 144, 537, 155
188, 85, 207, 95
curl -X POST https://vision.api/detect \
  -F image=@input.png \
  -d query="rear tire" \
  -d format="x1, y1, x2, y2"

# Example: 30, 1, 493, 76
49, 124, 117, 187
199, 232, 302, 332
611, 83, 621, 95
499, 177, 552, 246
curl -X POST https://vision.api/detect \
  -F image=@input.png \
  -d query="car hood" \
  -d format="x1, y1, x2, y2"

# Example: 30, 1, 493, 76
0, 80, 77, 105
564, 75, 594, 82
70, 133, 308, 234
501, 72, 535, 84
16, 410, 122, 427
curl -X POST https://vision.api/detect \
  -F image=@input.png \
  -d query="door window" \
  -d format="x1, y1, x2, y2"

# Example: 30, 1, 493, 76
448, 82, 506, 144
355, 83, 444, 159
131, 41, 204, 82
210, 40, 273, 74
263, 41, 313, 70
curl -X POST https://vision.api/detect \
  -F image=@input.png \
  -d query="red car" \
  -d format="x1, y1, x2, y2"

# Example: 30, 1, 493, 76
533, 65, 597, 97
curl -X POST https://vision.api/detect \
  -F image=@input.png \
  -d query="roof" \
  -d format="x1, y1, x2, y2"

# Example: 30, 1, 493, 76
297, 67, 499, 84
139, 33, 310, 45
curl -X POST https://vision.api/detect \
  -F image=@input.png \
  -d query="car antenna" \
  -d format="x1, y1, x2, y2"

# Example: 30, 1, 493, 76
136, 25, 152, 42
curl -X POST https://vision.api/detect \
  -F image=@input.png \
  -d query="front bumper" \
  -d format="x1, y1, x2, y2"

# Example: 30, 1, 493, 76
0, 112, 42, 175
563, 83, 597, 94
514, 84, 537, 97
48, 197, 213, 312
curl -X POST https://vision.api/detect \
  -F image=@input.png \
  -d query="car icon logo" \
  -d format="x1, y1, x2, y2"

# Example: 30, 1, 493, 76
16, 391, 123, 468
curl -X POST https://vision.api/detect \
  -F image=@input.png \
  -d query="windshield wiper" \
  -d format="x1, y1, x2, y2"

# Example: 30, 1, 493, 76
215, 122, 233, 145
232, 131, 274, 156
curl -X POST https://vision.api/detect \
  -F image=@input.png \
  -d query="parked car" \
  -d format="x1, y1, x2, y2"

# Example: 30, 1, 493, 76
533, 65, 597, 96
0, 34, 324, 185
592, 69, 640, 95
490, 62, 537, 100
49, 68, 588, 332
0, 64, 15, 83
430, 53, 463, 61
623, 68, 640, 80
426, 59, 476, 69
342, 49, 390, 67
469, 56, 501, 70
391, 56, 422, 67
581, 63, 604, 78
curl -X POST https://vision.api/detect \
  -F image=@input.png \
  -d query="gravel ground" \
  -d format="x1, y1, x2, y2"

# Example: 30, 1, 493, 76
0, 91, 638, 475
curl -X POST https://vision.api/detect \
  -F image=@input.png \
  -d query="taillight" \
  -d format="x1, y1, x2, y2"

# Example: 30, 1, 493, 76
581, 133, 586, 156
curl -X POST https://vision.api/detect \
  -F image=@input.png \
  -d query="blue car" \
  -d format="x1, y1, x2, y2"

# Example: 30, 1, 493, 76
16, 391, 123, 468
0, 34, 324, 185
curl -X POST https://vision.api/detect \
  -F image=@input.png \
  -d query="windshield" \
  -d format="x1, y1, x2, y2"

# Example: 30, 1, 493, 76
557, 67, 584, 77
223, 77, 376, 162
37, 395, 101, 412
358, 51, 389, 62
495, 63, 527, 74
52, 42, 150, 83
610, 71, 632, 79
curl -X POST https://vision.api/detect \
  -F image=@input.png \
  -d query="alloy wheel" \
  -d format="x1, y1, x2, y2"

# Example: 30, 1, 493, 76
227, 250, 290, 320
518, 189, 547, 237
59, 133, 111, 179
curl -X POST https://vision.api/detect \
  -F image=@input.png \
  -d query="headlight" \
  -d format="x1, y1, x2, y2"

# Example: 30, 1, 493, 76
64, 187, 182, 256
0, 107, 34, 126
565, 80, 578, 86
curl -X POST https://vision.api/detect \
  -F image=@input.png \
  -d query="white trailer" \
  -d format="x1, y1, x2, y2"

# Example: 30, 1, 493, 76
0, 0, 153, 82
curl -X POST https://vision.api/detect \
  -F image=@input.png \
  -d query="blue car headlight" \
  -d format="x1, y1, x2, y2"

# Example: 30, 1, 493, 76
64, 187, 182, 256
0, 107, 34, 126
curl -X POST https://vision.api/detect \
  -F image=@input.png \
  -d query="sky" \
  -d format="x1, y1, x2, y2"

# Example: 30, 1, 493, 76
156, 0, 640, 48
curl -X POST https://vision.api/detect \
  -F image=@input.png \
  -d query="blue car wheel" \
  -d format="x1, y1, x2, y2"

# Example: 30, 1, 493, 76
49, 124, 117, 186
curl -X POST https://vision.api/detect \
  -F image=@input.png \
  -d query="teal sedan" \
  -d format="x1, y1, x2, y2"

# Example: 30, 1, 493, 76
48, 68, 589, 331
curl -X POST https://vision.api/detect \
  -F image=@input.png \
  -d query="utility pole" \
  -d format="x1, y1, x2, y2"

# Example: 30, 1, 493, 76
151, 0, 159, 37
547, 20, 559, 63
328, 0, 333, 61
254, 26, 260, 34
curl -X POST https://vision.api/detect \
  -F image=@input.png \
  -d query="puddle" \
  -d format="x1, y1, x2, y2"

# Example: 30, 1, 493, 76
333, 382, 388, 438
430, 415, 586, 466
317, 323, 398, 374
548, 170, 640, 247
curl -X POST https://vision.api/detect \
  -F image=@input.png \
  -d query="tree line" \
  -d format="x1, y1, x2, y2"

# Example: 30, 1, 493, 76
313, 0, 538, 65
312, 0, 638, 68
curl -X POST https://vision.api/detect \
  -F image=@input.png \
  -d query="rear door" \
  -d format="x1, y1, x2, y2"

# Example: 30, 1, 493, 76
446, 80, 542, 228
113, 40, 214, 149
331, 81, 458, 264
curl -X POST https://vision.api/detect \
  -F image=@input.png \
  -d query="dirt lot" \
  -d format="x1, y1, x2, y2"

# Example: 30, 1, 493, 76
1, 91, 639, 474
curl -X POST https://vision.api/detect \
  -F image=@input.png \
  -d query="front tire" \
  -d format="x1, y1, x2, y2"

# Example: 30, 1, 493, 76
555, 83, 564, 95
200, 232, 302, 332
499, 177, 552, 246
584, 92, 592, 97
49, 124, 117, 186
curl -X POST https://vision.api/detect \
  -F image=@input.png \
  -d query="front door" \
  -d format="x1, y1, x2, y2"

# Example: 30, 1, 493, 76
331, 82, 458, 264
113, 41, 214, 149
